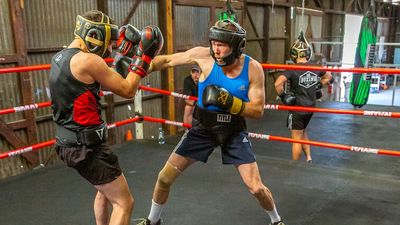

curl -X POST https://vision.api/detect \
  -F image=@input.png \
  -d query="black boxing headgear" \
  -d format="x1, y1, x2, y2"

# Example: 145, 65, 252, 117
74, 13, 119, 57
209, 19, 246, 67
290, 32, 312, 63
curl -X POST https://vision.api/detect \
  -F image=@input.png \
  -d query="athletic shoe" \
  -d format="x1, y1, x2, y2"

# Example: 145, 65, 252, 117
270, 221, 285, 225
135, 218, 162, 225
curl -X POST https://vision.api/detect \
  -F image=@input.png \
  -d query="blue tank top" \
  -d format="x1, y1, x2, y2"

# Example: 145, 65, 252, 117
198, 55, 250, 111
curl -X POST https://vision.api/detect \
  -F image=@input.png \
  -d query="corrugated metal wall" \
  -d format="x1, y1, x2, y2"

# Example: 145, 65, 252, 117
0, 0, 15, 54
173, 5, 211, 124
243, 4, 265, 62
0, 130, 28, 178
108, 0, 159, 29
174, 5, 210, 50
0, 66, 24, 123
0, 0, 165, 179
108, 0, 162, 140
24, 0, 97, 49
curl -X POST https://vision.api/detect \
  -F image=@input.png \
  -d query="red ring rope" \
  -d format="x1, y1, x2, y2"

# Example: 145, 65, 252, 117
261, 63, 400, 75
1, 85, 399, 118
1, 116, 398, 160
1, 61, 399, 75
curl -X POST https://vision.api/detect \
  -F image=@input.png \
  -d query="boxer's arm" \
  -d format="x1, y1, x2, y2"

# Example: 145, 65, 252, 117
274, 75, 287, 96
320, 71, 332, 85
241, 60, 265, 118
85, 54, 141, 98
149, 47, 209, 72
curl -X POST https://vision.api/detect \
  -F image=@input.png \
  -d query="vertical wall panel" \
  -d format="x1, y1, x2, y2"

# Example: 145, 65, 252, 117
27, 53, 53, 117
0, 65, 24, 123
269, 8, 287, 63
108, 0, 159, 29
174, 5, 210, 50
0, 130, 29, 179
108, 0, 161, 103
35, 120, 56, 165
243, 4, 265, 62
23, 0, 97, 49
142, 98, 163, 139
0, 0, 15, 54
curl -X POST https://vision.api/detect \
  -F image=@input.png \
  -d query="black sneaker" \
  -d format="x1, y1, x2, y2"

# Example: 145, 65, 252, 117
270, 221, 285, 225
135, 218, 162, 225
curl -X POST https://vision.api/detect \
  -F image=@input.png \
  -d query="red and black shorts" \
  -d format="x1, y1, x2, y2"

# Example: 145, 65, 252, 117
55, 143, 122, 185
287, 112, 313, 130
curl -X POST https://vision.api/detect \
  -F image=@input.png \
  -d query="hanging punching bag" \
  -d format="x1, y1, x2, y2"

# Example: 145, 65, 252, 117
349, 6, 377, 108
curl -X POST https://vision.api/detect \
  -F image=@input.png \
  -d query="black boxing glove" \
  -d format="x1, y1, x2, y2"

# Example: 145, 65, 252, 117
279, 92, 296, 105
113, 55, 132, 78
116, 24, 141, 57
315, 82, 322, 99
112, 24, 140, 77
129, 26, 164, 78
202, 85, 245, 115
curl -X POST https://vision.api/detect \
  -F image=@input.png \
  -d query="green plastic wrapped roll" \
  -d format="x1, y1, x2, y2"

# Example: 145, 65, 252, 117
350, 8, 377, 108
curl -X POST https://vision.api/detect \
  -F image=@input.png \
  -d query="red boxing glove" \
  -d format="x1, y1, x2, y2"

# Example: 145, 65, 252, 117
129, 26, 164, 78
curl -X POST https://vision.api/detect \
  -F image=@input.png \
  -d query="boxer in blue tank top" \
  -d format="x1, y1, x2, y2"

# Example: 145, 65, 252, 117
137, 19, 286, 225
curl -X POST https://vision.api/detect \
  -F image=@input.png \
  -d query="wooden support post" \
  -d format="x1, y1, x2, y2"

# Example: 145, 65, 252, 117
159, 0, 176, 135
285, 2, 293, 61
8, 0, 39, 167
262, 5, 270, 63
0, 54, 18, 64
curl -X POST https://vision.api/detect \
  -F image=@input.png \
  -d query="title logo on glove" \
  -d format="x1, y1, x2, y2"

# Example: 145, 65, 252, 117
217, 91, 228, 105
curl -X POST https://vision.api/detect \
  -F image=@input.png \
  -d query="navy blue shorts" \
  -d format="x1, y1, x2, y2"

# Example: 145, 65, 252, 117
174, 124, 256, 165
287, 112, 313, 130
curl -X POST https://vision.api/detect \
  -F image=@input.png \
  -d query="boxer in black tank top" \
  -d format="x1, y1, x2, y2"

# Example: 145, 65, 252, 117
49, 10, 163, 225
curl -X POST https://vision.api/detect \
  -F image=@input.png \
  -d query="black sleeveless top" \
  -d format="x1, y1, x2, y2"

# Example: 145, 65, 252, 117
49, 48, 103, 131
283, 61, 325, 107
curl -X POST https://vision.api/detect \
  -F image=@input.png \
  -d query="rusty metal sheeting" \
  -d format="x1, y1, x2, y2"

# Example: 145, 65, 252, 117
174, 5, 210, 50
0, 130, 29, 179
142, 98, 162, 139
23, 0, 96, 49
36, 120, 56, 165
0, 0, 16, 54
27, 53, 53, 117
0, 64, 24, 123
108, 0, 159, 28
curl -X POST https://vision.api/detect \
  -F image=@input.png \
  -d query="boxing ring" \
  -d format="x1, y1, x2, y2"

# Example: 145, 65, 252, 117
0, 62, 399, 225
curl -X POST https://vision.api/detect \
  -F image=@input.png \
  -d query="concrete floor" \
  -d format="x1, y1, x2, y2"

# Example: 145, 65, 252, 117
0, 102, 399, 225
